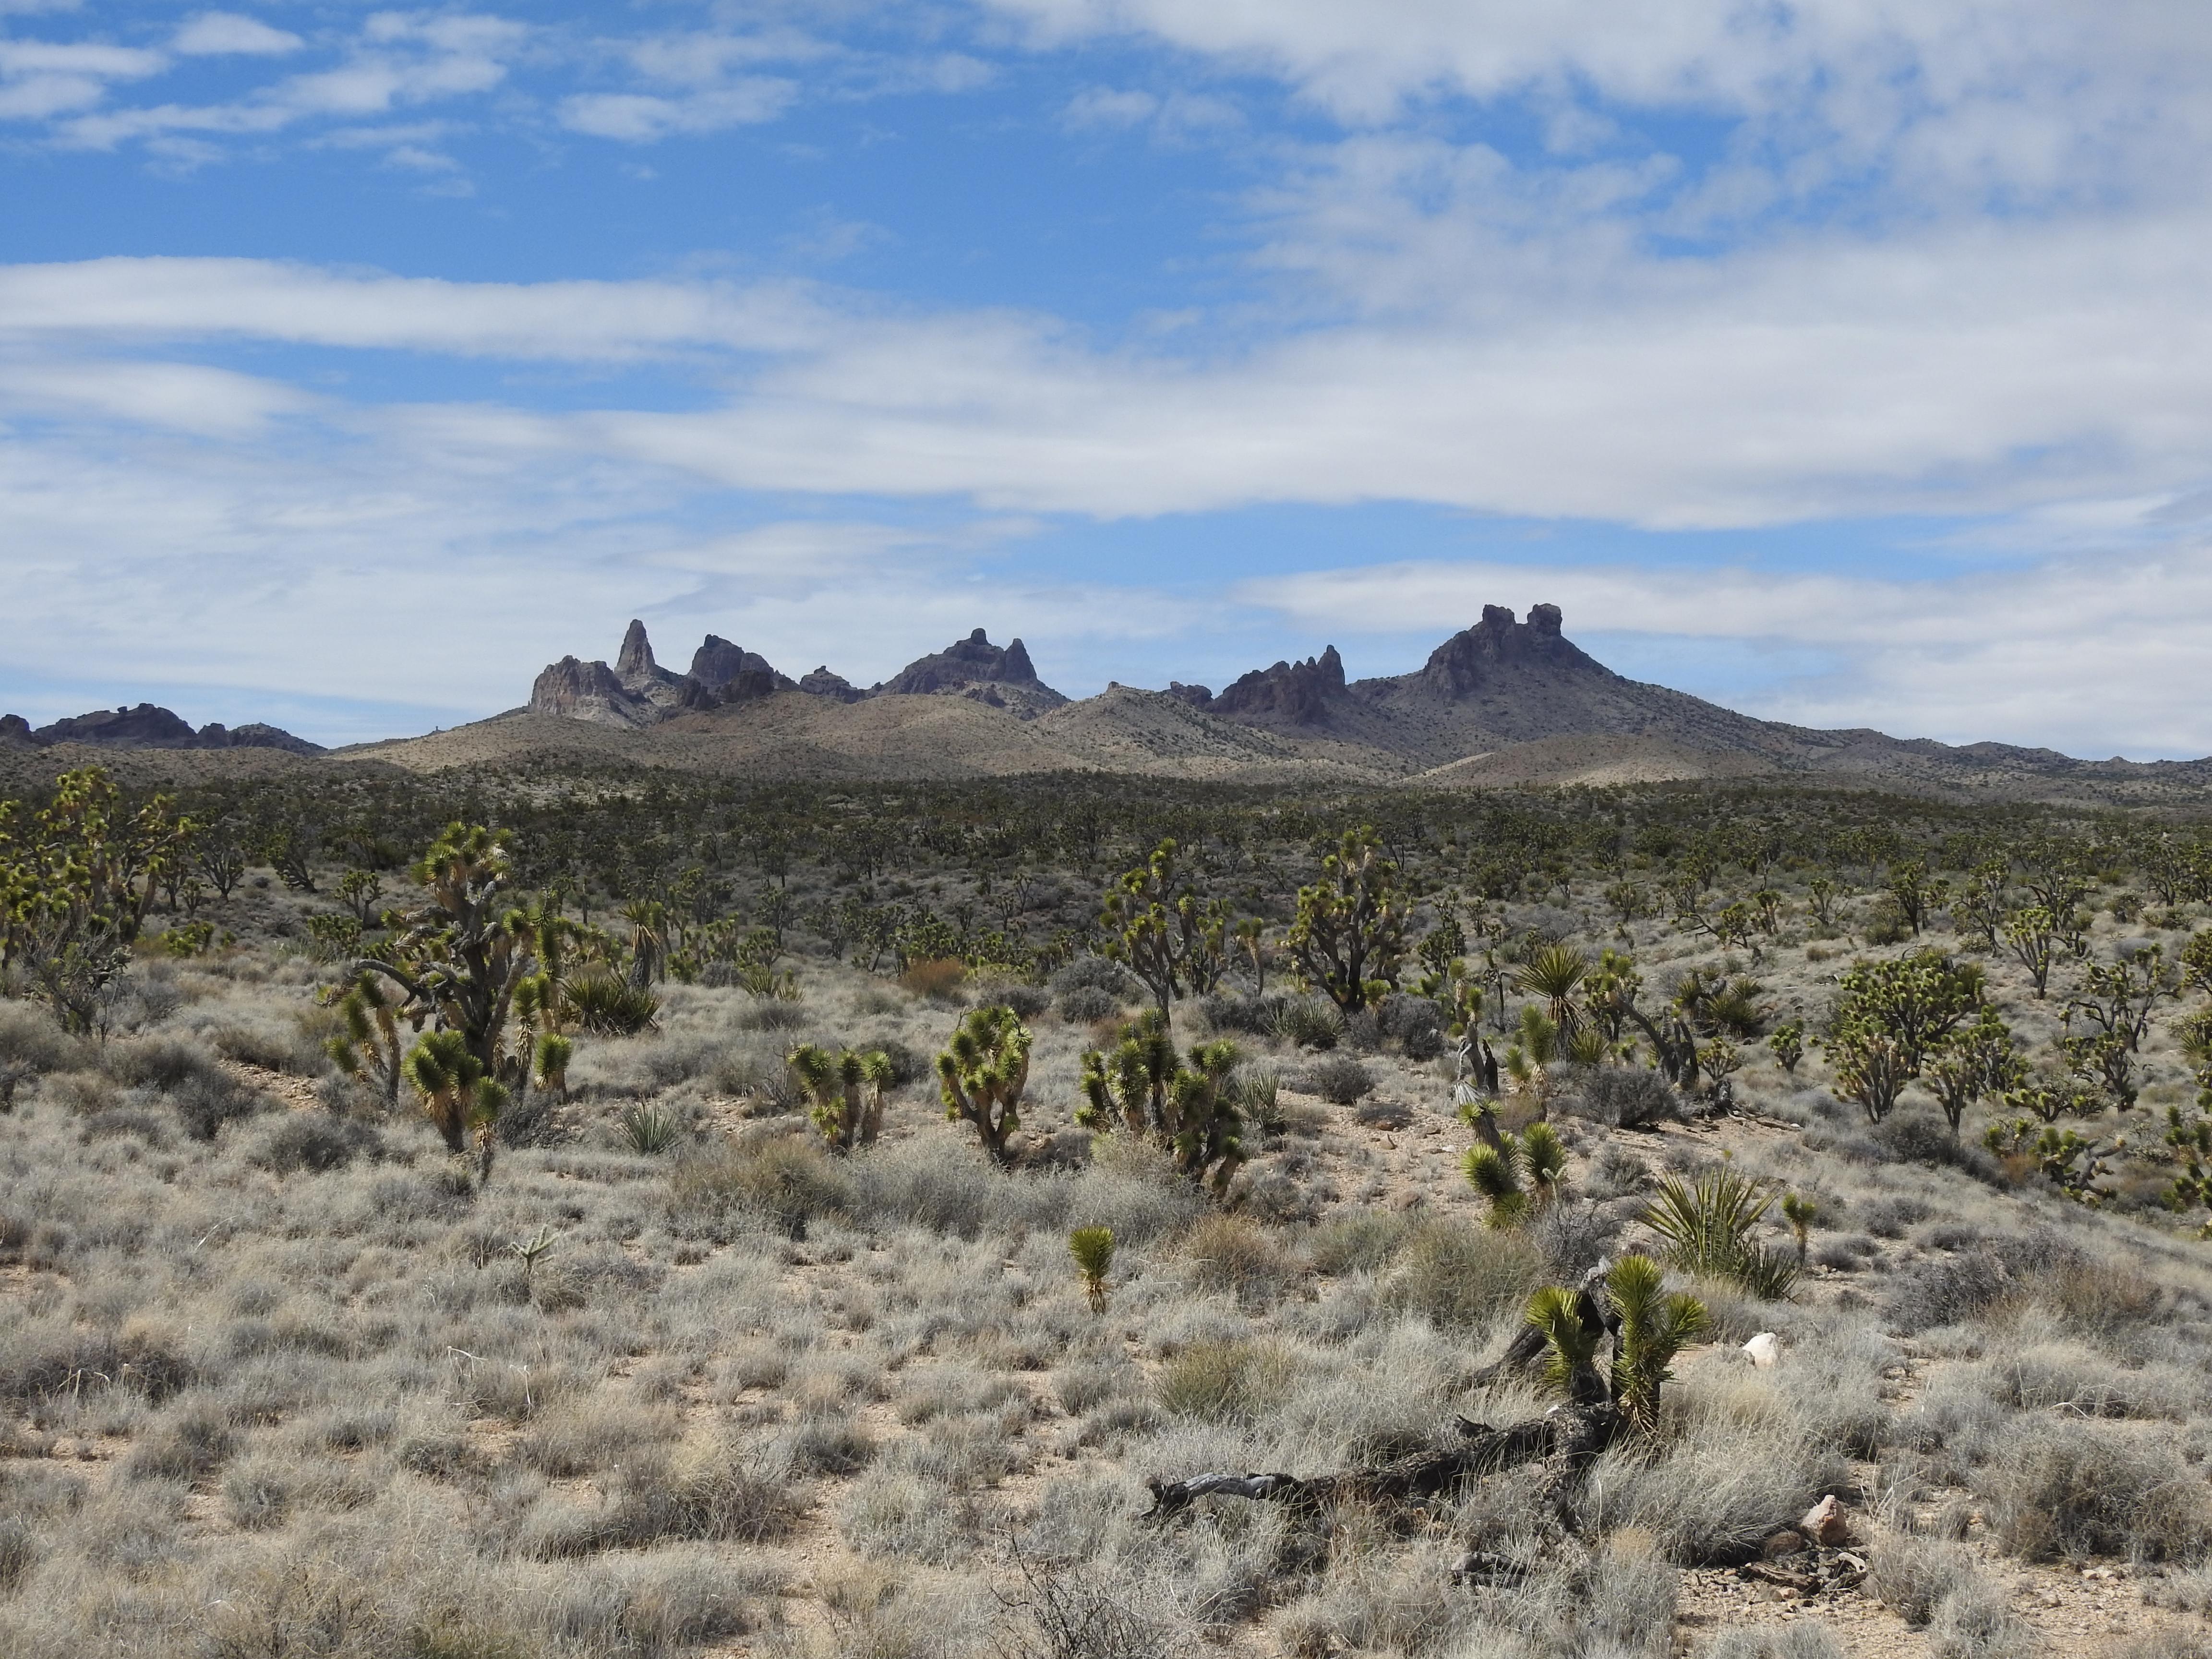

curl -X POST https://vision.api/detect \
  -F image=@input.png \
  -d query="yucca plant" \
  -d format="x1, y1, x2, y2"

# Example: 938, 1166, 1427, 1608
619, 1102, 683, 1155
1641, 1167, 1798, 1300
533, 1031, 574, 1100
1524, 1284, 1606, 1403
565, 968, 660, 1036
325, 968, 407, 1105
403, 1029, 508, 1186
1070, 1226, 1115, 1312
1464, 1122, 1567, 1228
1604, 1254, 1708, 1432
1515, 943, 1590, 1035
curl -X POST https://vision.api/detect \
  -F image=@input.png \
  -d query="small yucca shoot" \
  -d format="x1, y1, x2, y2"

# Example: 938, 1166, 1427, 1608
1781, 1192, 1817, 1260
1465, 1142, 1526, 1228
1070, 1226, 1115, 1312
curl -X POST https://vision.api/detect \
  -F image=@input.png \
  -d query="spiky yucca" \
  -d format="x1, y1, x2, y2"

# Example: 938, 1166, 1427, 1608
1524, 1285, 1606, 1404
1077, 1010, 1176, 1135
1464, 1121, 1567, 1228
1070, 1226, 1115, 1312
938, 1005, 1032, 1163
1604, 1254, 1708, 1432
1642, 1167, 1798, 1300
1077, 1016, 1245, 1193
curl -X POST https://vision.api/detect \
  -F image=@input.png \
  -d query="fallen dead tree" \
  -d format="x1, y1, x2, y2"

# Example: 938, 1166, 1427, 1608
1144, 1401, 1620, 1521
1146, 1255, 1705, 1534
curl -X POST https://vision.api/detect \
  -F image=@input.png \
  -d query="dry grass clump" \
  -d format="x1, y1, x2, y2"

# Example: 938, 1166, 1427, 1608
1155, 1338, 1297, 1423
1381, 1220, 1547, 1331
1982, 1418, 2212, 1563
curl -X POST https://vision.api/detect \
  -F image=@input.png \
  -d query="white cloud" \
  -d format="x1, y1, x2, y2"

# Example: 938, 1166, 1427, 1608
0, 36, 163, 121
173, 12, 303, 57
558, 79, 796, 141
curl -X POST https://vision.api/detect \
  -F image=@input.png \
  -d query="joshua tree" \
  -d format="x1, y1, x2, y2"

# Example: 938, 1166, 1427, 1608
791, 1044, 894, 1152
325, 969, 409, 1105
1924, 1009, 2022, 1137
1821, 949, 1982, 1123
1464, 1122, 1567, 1228
336, 867, 386, 928
1099, 839, 1231, 1024
1768, 1022, 1804, 1077
1285, 827, 1409, 1012
2002, 906, 2061, 998
938, 1005, 1032, 1163
1078, 1017, 1245, 1193
403, 1029, 508, 1182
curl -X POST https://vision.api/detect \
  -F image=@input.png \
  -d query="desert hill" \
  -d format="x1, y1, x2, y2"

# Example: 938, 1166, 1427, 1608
12, 605, 2212, 806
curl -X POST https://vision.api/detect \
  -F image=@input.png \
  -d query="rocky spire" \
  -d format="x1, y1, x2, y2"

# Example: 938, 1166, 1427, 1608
615, 619, 657, 686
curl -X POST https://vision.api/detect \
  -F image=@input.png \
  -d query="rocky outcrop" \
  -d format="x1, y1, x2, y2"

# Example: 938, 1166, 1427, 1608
690, 635, 786, 692
9, 703, 324, 753
873, 628, 1067, 720
1199, 646, 1348, 727
799, 666, 865, 703
1405, 603, 1603, 699
529, 655, 658, 728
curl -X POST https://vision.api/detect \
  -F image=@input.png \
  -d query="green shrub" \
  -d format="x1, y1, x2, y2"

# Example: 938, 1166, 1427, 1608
565, 970, 660, 1036
1642, 1167, 1799, 1300
668, 1136, 849, 1238
1382, 1220, 1546, 1330
619, 1102, 684, 1155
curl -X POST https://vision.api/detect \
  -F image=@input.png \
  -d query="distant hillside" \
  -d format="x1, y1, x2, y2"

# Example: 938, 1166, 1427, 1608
14, 605, 2212, 808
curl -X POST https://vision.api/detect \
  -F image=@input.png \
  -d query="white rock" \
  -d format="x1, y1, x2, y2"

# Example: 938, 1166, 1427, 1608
1743, 1332, 1780, 1370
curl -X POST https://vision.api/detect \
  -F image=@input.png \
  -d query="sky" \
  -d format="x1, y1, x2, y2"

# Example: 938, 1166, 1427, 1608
4, 2, 2212, 756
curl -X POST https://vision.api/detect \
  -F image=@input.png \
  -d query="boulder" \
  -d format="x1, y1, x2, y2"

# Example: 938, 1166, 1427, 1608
1743, 1332, 1780, 1370
1799, 1494, 1851, 1546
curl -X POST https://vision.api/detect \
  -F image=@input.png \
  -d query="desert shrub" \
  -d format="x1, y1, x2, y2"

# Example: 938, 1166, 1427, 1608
1642, 1167, 1799, 1300
220, 1461, 291, 1531
1053, 956, 1135, 999
1703, 1626, 1845, 1659
668, 1136, 851, 1238
1382, 1221, 1546, 1330
1984, 1419, 2212, 1562
104, 1035, 221, 1094
208, 1021, 324, 1076
899, 958, 968, 1001
1268, 997, 1343, 1051
1587, 1143, 1653, 1198
1885, 1251, 2018, 1334
1871, 1533, 1979, 1625
991, 984, 1050, 1021
1156, 1338, 1294, 1422
1858, 1196, 1931, 1238
0, 1004, 84, 1074
171, 1071, 267, 1141
1561, 1066, 1682, 1128
533, 1448, 802, 1554
777, 1413, 876, 1477
1230, 1062, 1284, 1133
1342, 1007, 1382, 1051
1058, 986, 1117, 1024
78, 1106, 170, 1146
252, 1114, 385, 1174
1378, 993, 1445, 1047
1181, 1214, 1300, 1307
1928, 1577, 2039, 1658
1311, 1210, 1416, 1275
1200, 990, 1279, 1036
566, 970, 660, 1036
736, 999, 809, 1032
1302, 1054, 1373, 1105
863, 1037, 924, 1088
1599, 1387, 1840, 1563
124, 1406, 236, 1482
1872, 1111, 1997, 1175
711, 1048, 801, 1114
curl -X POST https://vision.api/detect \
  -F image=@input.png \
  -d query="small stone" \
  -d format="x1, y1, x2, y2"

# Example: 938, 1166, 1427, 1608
1762, 1531, 1806, 1559
1800, 1494, 1851, 1546
1743, 1332, 1781, 1370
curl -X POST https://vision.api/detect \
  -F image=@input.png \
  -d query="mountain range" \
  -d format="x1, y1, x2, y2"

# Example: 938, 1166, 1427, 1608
9, 606, 2212, 806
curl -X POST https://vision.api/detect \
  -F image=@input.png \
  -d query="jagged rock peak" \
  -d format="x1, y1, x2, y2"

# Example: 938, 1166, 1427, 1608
690, 634, 781, 690
0, 714, 34, 748
1411, 602, 1601, 700
1200, 645, 1347, 725
876, 628, 1066, 711
615, 619, 659, 686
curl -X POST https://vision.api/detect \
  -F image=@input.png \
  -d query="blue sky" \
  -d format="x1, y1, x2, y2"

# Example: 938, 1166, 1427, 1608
5, 2, 2212, 755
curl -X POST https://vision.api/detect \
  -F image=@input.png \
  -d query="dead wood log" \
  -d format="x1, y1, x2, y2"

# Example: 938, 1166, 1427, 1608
1144, 1403, 1620, 1520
